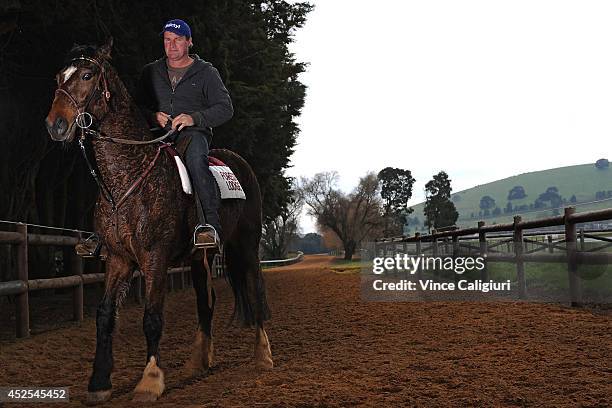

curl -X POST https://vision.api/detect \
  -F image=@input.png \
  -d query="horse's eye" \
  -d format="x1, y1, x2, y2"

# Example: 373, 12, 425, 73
82, 73, 93, 81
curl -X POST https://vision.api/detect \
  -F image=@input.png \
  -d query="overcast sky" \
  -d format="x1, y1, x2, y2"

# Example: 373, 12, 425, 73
287, 1, 612, 233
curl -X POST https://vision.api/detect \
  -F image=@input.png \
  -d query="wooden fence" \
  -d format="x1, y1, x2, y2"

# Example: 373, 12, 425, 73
0, 224, 303, 339
375, 206, 612, 307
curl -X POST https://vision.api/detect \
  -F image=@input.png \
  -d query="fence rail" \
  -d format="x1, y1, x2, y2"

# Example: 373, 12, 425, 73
261, 251, 304, 267
0, 224, 303, 339
375, 206, 612, 307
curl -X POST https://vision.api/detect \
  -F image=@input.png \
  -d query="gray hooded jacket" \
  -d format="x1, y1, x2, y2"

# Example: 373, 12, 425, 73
136, 54, 233, 140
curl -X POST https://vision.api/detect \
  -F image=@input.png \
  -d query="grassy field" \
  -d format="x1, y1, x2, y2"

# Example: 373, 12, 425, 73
407, 162, 612, 232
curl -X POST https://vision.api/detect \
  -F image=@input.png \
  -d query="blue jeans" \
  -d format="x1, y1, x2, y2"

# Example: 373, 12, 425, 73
172, 129, 221, 236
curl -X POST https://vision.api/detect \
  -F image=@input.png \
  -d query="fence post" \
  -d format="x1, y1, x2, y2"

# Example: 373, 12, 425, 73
415, 233, 422, 281
387, 242, 392, 273
72, 232, 84, 322
513, 216, 526, 299
579, 228, 585, 251
392, 242, 398, 277
452, 235, 459, 284
565, 207, 582, 307
16, 223, 30, 338
179, 268, 185, 290
478, 221, 488, 281
547, 235, 553, 253
431, 230, 439, 281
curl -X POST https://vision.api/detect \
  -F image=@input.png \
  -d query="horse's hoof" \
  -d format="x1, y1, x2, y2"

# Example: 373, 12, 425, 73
187, 331, 214, 376
189, 366, 213, 378
132, 391, 160, 402
254, 339, 274, 370
255, 354, 274, 370
255, 327, 274, 370
133, 356, 165, 401
85, 390, 111, 405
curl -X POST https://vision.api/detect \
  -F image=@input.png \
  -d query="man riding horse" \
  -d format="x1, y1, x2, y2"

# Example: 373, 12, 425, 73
45, 34, 273, 403
137, 19, 232, 249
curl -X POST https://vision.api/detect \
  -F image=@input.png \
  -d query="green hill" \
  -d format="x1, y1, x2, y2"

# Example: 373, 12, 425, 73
406, 161, 612, 233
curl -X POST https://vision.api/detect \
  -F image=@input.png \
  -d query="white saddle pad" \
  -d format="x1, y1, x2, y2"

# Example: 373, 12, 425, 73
210, 165, 247, 199
174, 157, 246, 200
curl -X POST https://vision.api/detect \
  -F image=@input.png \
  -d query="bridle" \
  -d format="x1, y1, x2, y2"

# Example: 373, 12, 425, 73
53, 55, 176, 242
55, 56, 111, 130
55, 55, 174, 144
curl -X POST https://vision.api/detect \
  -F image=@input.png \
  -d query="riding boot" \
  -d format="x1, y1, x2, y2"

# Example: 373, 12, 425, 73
194, 191, 223, 246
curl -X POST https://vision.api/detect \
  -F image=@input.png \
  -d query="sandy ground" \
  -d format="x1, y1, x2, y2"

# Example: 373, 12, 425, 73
0, 255, 610, 407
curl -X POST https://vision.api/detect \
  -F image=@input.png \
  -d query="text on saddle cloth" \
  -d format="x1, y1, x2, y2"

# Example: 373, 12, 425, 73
166, 149, 246, 200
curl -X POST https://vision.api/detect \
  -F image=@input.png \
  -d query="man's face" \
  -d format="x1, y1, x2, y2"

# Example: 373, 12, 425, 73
163, 31, 192, 60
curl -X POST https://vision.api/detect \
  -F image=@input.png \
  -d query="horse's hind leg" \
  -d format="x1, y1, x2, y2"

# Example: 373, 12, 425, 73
225, 241, 273, 369
132, 255, 168, 402
87, 255, 134, 405
255, 321, 273, 370
243, 249, 273, 369
187, 251, 216, 375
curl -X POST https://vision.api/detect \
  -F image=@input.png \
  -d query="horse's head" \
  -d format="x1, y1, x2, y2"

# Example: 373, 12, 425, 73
45, 38, 114, 142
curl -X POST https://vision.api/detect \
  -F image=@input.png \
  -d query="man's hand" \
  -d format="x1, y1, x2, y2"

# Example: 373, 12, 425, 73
171, 113, 195, 131
155, 112, 171, 128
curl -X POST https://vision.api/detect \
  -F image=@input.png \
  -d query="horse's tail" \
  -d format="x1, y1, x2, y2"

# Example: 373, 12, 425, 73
223, 243, 271, 327
213, 149, 271, 327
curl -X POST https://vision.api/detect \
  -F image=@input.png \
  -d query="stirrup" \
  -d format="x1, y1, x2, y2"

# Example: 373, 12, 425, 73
193, 224, 220, 250
75, 234, 101, 258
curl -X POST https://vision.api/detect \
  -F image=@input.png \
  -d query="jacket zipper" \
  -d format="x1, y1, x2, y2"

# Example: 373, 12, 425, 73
170, 88, 175, 117
160, 57, 200, 118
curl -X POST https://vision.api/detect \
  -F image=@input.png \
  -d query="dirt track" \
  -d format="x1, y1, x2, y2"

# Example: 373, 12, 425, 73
0, 255, 610, 407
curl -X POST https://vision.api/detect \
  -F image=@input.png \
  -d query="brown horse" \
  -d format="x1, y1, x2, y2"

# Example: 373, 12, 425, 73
45, 39, 273, 404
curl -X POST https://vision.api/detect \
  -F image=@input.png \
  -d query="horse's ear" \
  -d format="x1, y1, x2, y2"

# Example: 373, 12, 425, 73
97, 37, 114, 60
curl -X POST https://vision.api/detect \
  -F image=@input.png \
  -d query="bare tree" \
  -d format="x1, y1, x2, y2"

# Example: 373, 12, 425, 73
261, 185, 304, 260
300, 172, 383, 260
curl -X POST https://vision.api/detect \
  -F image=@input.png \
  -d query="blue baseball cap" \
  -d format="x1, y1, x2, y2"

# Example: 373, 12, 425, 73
160, 19, 192, 38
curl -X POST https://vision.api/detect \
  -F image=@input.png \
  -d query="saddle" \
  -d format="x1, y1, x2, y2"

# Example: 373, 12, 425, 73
167, 137, 246, 200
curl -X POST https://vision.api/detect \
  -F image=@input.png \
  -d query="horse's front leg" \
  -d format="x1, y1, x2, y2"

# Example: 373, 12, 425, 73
187, 251, 216, 375
132, 254, 169, 402
87, 255, 134, 405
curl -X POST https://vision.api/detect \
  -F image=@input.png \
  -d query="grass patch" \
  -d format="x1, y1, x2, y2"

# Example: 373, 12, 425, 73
330, 257, 371, 274
484, 262, 612, 291
424, 261, 612, 301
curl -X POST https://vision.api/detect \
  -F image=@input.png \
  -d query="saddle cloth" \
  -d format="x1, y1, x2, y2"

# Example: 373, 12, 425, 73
167, 149, 246, 200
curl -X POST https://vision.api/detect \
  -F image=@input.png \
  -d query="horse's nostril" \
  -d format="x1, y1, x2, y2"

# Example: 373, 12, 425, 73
55, 117, 67, 134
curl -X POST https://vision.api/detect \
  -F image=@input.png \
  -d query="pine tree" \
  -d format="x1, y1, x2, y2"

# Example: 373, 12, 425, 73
423, 171, 458, 231
377, 167, 416, 236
